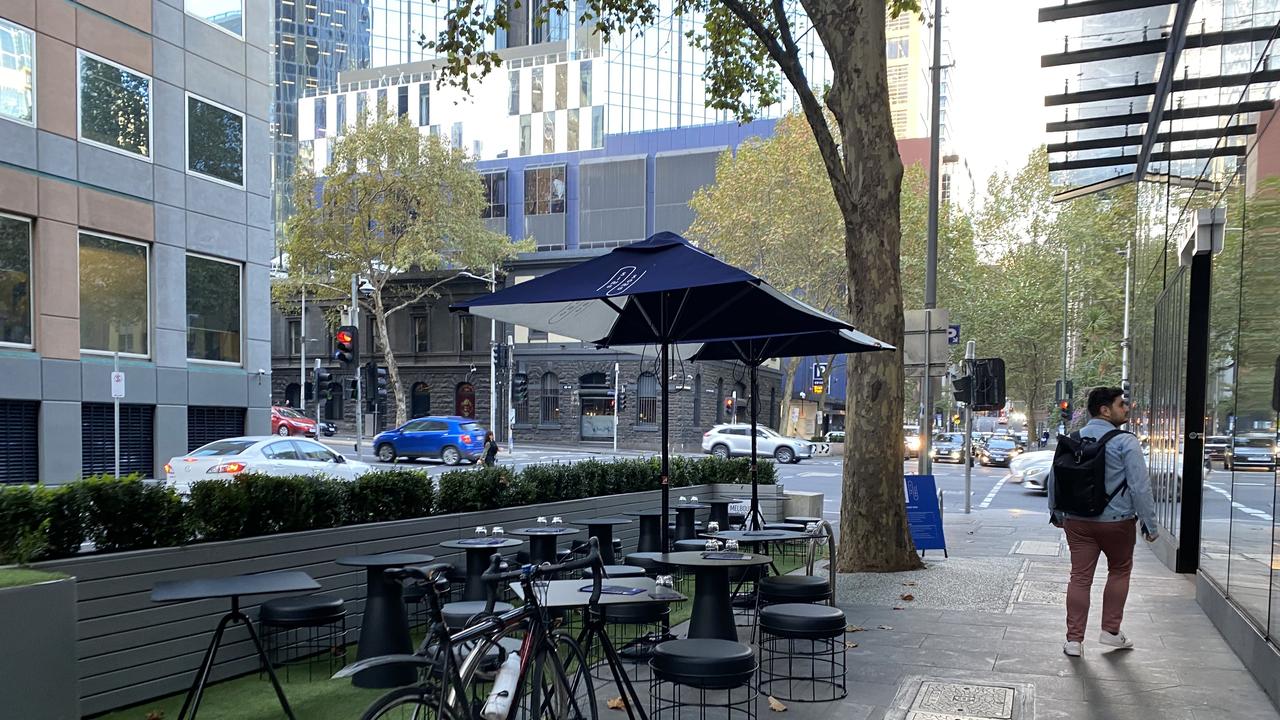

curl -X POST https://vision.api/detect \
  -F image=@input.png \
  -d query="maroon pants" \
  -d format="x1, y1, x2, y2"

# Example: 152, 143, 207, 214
1063, 518, 1136, 642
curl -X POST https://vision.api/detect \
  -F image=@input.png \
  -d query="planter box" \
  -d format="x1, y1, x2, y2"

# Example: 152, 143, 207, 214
0, 575, 80, 720
32, 483, 778, 716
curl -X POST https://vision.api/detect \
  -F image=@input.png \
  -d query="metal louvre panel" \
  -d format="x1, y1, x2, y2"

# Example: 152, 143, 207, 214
654, 151, 720, 235
187, 406, 247, 451
82, 403, 154, 478
0, 400, 38, 483
579, 158, 645, 248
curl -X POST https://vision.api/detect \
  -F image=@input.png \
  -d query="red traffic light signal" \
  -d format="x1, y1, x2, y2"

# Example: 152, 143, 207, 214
335, 329, 353, 345
334, 325, 358, 367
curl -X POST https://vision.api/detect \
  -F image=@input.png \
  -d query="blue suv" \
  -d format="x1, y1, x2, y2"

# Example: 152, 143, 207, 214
373, 416, 486, 465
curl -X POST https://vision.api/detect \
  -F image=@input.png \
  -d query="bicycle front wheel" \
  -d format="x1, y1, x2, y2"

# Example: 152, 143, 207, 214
523, 633, 598, 720
361, 685, 453, 720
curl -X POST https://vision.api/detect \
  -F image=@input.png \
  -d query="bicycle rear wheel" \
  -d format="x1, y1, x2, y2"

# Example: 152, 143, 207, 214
523, 633, 598, 720
361, 686, 453, 720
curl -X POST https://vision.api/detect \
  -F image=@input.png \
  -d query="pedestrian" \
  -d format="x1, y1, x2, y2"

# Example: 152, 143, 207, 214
481, 430, 499, 468
1040, 430, 1049, 448
1047, 386, 1158, 657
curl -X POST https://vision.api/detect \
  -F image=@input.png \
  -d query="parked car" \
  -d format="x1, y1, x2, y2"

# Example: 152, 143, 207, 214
703, 424, 814, 463
163, 436, 372, 494
824, 430, 846, 444
1008, 449, 1053, 484
1204, 435, 1229, 463
977, 437, 1022, 468
1015, 450, 1055, 494
1224, 435, 1277, 472
319, 420, 337, 437
930, 432, 970, 464
374, 416, 487, 465
271, 405, 318, 437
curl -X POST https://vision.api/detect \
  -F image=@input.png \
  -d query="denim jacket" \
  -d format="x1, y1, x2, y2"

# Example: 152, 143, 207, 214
1047, 418, 1158, 534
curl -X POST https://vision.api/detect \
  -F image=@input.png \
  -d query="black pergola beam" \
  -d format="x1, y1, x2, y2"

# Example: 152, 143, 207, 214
1039, 0, 1174, 23
1045, 67, 1280, 106
1047, 124, 1257, 153
1135, 0, 1194, 179
1049, 145, 1245, 172
1046, 99, 1275, 132
1042, 26, 1278, 68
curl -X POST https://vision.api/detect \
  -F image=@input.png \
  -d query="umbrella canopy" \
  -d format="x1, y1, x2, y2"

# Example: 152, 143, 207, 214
691, 329, 894, 528
452, 232, 855, 550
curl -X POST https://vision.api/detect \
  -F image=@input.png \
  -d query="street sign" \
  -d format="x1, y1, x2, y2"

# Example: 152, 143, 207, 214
903, 309, 950, 378
814, 443, 831, 456
110, 372, 126, 398
812, 362, 828, 382
947, 324, 961, 345
904, 474, 947, 553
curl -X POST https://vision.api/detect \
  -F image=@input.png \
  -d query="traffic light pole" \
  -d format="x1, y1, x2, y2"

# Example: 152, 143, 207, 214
487, 266, 497, 442
352, 275, 363, 459
613, 361, 620, 453
313, 359, 321, 428
507, 334, 515, 454
963, 339, 975, 514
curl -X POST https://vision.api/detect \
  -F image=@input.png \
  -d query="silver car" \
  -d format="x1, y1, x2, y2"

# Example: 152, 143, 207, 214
702, 424, 814, 463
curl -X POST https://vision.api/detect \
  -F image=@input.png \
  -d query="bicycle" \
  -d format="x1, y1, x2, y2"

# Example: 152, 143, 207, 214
336, 538, 604, 720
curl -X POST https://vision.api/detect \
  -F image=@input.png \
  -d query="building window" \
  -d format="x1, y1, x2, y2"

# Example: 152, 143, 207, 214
458, 314, 475, 352
528, 328, 548, 341
513, 373, 530, 424
519, 115, 531, 156
418, 83, 430, 126
451, 121, 463, 148
377, 88, 387, 117
637, 372, 657, 426
79, 232, 148, 357
0, 400, 37, 483
78, 51, 152, 159
692, 374, 702, 427
313, 96, 327, 138
541, 372, 560, 424
531, 67, 543, 111
543, 112, 555, 154
715, 378, 724, 423
0, 19, 35, 126
365, 314, 376, 354
356, 91, 368, 124
567, 109, 579, 150
187, 94, 244, 186
186, 254, 241, 364
186, 0, 244, 37
508, 70, 519, 115
188, 406, 245, 451
82, 403, 154, 476
0, 214, 32, 347
287, 319, 301, 356
524, 165, 566, 215
591, 105, 603, 149
397, 85, 409, 117
413, 315, 429, 352
579, 61, 592, 105
555, 64, 567, 110
335, 94, 347, 135
886, 36, 909, 60
482, 171, 507, 218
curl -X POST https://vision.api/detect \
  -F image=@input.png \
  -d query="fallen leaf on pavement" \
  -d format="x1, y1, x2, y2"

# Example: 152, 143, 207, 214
901, 593, 915, 601
902, 580, 917, 586
846, 625, 865, 633
767, 696, 787, 712
607, 697, 626, 711
845, 641, 859, 648
893, 606, 904, 610
878, 625, 893, 630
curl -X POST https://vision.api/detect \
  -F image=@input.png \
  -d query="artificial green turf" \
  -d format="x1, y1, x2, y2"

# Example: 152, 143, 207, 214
0, 568, 67, 589
99, 553, 809, 720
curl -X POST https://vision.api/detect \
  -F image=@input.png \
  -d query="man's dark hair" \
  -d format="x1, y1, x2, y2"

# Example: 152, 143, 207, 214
1087, 386, 1125, 417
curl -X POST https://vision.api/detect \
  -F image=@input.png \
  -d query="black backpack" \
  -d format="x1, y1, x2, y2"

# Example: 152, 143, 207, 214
1052, 429, 1129, 516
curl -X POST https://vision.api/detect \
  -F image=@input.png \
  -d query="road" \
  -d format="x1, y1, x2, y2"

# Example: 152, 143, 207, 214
319, 437, 1051, 517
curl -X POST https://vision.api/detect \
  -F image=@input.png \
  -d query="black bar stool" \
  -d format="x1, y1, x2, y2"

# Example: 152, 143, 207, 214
258, 596, 347, 681
757, 604, 847, 702
649, 639, 757, 720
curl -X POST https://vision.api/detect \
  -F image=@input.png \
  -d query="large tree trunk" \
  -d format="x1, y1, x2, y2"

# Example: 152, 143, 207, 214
808, 0, 922, 572
369, 292, 410, 427
780, 361, 800, 435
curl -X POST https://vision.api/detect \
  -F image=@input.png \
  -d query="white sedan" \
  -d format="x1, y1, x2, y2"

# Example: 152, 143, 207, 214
1008, 450, 1054, 493
164, 436, 373, 494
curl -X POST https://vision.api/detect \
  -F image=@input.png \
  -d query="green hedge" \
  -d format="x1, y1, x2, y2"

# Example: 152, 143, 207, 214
0, 457, 769, 561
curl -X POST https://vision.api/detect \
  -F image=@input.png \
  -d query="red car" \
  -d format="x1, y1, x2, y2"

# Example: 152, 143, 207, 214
271, 406, 318, 437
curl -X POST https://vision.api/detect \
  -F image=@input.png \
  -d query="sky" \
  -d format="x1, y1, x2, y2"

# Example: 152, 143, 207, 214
947, 0, 1048, 193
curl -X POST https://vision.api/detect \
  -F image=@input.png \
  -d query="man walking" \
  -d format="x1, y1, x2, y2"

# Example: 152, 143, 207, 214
1048, 386, 1158, 657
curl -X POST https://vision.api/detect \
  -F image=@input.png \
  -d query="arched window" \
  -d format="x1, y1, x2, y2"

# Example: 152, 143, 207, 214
637, 372, 658, 426
455, 382, 476, 419
513, 373, 530, 424
540, 372, 560, 423
410, 382, 431, 419
715, 378, 725, 423
692, 374, 702, 427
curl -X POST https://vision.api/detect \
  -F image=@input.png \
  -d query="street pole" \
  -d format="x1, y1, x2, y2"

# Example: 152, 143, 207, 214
920, 0, 944, 477
507, 333, 515, 454
113, 351, 120, 478
352, 274, 363, 459
613, 361, 620, 453
963, 339, 975, 514
1121, 229, 1135, 398
1061, 245, 1069, 432
487, 265, 497, 439
299, 287, 306, 412
314, 358, 321, 428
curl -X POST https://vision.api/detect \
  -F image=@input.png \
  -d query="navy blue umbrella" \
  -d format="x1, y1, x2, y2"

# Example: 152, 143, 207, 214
453, 232, 853, 550
691, 330, 894, 528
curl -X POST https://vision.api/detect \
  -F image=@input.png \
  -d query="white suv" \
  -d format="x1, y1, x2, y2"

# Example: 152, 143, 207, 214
702, 424, 814, 463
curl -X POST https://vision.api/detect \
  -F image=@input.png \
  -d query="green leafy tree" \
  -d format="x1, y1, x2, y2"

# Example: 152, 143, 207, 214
278, 109, 519, 426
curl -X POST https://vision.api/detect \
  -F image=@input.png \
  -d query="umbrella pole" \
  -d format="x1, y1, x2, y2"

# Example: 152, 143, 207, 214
750, 363, 760, 530
660, 341, 670, 552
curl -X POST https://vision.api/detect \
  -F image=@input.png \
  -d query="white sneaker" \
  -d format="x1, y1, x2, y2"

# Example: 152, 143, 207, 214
1063, 641, 1082, 657
1099, 630, 1134, 649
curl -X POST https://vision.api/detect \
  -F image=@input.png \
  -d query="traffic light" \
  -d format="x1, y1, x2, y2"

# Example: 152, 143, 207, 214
513, 374, 528, 403
372, 364, 388, 404
327, 379, 343, 400
618, 385, 627, 412
971, 358, 1006, 411
315, 367, 333, 401
492, 344, 508, 371
334, 325, 358, 368
951, 375, 973, 405
1059, 400, 1072, 422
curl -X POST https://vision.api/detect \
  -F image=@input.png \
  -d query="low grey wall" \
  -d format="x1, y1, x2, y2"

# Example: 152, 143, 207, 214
1197, 571, 1280, 711
35, 483, 780, 716
0, 576, 80, 720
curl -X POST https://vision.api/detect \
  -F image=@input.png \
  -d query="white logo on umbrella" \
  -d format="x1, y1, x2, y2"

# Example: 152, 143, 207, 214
598, 266, 646, 296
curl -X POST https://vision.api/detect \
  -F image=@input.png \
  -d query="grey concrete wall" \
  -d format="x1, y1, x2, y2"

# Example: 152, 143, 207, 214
0, 577, 80, 720
1197, 572, 1280, 710
35, 484, 780, 715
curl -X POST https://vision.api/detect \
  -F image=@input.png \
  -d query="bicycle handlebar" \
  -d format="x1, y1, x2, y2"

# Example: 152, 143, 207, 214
481, 537, 603, 611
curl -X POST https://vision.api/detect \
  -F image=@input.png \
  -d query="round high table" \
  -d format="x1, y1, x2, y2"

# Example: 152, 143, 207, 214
659, 551, 771, 641
672, 502, 709, 541
335, 552, 435, 688
571, 516, 632, 565
625, 509, 666, 552
785, 516, 823, 526
507, 526, 581, 564
705, 528, 811, 567
439, 537, 525, 601
703, 498, 736, 530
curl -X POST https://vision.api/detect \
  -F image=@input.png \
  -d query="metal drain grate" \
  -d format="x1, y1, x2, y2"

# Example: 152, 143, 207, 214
890, 676, 1034, 720
1011, 540, 1061, 557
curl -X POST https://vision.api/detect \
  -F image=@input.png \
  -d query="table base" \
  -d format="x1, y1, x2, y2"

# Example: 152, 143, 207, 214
178, 597, 295, 720
689, 567, 737, 641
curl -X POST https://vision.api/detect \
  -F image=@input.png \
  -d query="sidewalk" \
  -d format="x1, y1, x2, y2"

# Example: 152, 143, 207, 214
774, 509, 1278, 720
